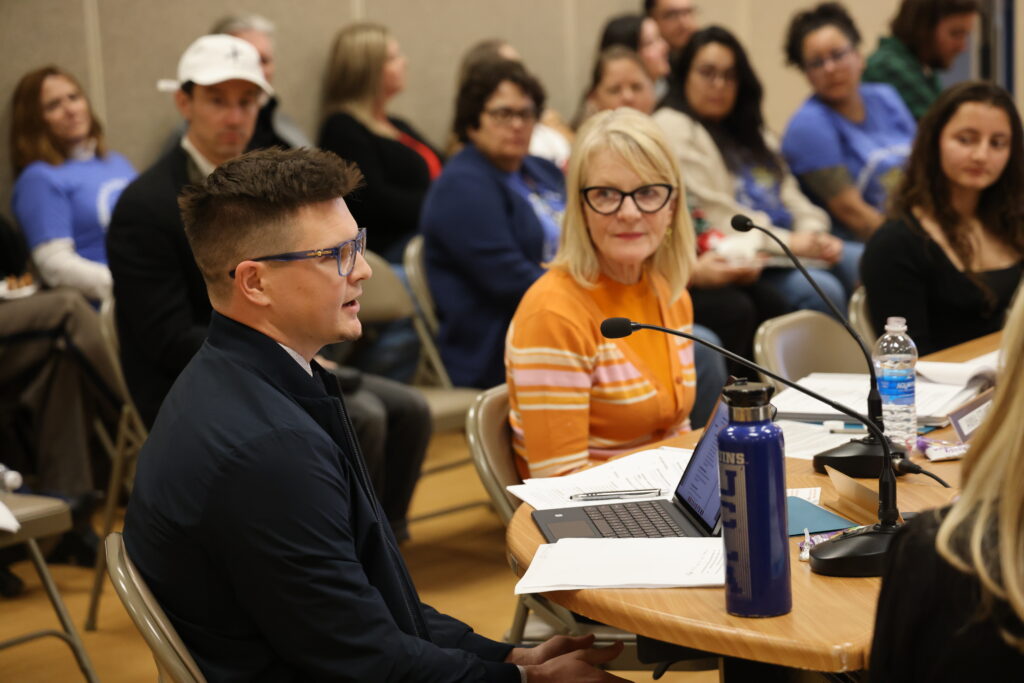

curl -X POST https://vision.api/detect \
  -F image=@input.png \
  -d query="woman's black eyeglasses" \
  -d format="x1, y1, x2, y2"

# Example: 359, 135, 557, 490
580, 184, 674, 215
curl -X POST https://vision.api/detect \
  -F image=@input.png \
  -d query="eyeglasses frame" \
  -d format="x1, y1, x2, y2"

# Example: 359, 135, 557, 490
580, 183, 675, 215
228, 227, 367, 279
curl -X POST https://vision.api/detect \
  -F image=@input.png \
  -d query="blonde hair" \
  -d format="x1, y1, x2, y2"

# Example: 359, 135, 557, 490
322, 23, 392, 137
551, 107, 695, 301
936, 279, 1024, 652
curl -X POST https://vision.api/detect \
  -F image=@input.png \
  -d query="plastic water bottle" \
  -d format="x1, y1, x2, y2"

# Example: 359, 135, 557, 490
718, 380, 791, 618
873, 317, 918, 450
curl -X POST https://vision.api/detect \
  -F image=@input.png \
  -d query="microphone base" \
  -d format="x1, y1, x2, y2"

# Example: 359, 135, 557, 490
809, 522, 901, 577
812, 436, 907, 478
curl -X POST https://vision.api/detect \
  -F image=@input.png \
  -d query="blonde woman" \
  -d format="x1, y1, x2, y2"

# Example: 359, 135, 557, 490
505, 108, 696, 478
871, 281, 1024, 678
318, 23, 441, 261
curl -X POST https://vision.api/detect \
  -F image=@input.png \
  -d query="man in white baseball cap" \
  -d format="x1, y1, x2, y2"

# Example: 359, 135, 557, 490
106, 34, 273, 431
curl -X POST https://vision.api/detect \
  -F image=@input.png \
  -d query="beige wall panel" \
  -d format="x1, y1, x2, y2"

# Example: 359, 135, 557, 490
1, 0, 90, 220
364, 0, 572, 148
97, 0, 357, 171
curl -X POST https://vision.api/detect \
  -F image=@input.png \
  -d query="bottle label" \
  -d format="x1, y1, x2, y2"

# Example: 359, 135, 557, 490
878, 374, 915, 404
719, 450, 751, 600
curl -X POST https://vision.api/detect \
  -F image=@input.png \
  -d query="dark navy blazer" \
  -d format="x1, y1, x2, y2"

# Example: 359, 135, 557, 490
419, 144, 564, 389
125, 313, 517, 681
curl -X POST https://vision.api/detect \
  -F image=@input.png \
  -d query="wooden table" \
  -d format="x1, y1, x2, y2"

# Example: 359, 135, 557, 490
505, 333, 999, 673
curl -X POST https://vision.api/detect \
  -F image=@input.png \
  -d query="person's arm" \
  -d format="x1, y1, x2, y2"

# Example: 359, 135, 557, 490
106, 187, 206, 376
506, 306, 595, 478
819, 184, 885, 240
207, 429, 522, 682
860, 220, 933, 352
421, 169, 545, 305
31, 238, 112, 301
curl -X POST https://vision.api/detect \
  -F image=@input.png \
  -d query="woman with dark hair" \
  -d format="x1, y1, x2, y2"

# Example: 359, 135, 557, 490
599, 14, 671, 99
655, 26, 858, 316
781, 2, 916, 241
861, 81, 1024, 355
578, 46, 657, 125
318, 23, 441, 262
9, 65, 135, 303
419, 60, 566, 388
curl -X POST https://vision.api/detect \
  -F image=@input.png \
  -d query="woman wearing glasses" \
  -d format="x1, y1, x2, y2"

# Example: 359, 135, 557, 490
318, 23, 441, 262
781, 2, 916, 241
505, 108, 695, 478
654, 26, 853, 320
420, 59, 565, 389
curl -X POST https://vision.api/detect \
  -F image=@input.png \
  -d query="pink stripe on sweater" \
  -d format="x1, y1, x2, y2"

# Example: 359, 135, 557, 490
511, 367, 591, 388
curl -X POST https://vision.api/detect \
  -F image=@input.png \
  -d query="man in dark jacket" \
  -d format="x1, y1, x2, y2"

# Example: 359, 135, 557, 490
124, 146, 626, 681
107, 33, 429, 540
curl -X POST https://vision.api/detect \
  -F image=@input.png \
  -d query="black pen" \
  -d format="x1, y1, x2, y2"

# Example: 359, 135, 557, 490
569, 488, 662, 501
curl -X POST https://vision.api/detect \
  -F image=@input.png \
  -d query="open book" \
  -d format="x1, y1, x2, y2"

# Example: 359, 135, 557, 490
915, 350, 999, 391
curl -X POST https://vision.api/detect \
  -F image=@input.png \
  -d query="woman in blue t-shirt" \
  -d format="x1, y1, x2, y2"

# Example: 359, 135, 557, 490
781, 3, 916, 241
10, 65, 135, 303
654, 26, 861, 314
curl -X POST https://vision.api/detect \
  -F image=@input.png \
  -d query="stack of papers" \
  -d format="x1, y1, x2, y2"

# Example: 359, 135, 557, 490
514, 537, 724, 593
0, 499, 20, 533
916, 350, 999, 389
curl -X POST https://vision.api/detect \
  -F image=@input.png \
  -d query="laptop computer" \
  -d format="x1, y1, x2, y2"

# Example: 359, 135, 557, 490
532, 400, 730, 543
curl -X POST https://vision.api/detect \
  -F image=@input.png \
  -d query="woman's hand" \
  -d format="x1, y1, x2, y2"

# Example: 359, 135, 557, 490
689, 251, 763, 288
789, 233, 843, 265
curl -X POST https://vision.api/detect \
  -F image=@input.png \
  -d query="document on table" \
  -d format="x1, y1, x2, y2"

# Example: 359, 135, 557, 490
514, 537, 724, 593
916, 350, 1000, 387
778, 420, 858, 460
506, 447, 692, 510
0, 499, 20, 533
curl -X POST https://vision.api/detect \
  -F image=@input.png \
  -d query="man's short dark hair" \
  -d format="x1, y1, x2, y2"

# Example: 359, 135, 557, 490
179, 147, 363, 299
453, 59, 545, 144
890, 0, 981, 60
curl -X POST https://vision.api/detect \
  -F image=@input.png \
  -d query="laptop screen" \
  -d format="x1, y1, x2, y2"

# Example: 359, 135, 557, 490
673, 400, 730, 532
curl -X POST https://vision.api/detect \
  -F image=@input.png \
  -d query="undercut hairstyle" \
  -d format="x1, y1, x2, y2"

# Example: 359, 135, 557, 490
179, 148, 363, 301
9, 65, 106, 175
323, 23, 390, 114
210, 12, 275, 36
453, 59, 545, 144
552, 108, 695, 302
784, 2, 861, 67
936, 284, 1024, 654
599, 14, 645, 52
891, 81, 1024, 307
667, 26, 782, 177
891, 0, 980, 61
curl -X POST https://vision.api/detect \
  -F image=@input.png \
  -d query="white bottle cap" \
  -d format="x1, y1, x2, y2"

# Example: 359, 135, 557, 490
1, 469, 22, 492
884, 316, 907, 333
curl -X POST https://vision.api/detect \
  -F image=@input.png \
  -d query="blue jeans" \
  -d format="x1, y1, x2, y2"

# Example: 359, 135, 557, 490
761, 241, 864, 317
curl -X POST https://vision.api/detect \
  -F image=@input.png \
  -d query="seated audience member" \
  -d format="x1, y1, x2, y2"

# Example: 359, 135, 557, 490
107, 34, 428, 541
420, 59, 565, 389
319, 23, 441, 263
656, 26, 857, 315
599, 14, 671, 100
645, 0, 700, 76
125, 147, 628, 682
861, 82, 1024, 355
864, 0, 980, 120
9, 66, 135, 303
871, 282, 1024, 680
575, 47, 657, 127
782, 2, 916, 241
449, 39, 573, 167
211, 13, 312, 150
506, 108, 696, 478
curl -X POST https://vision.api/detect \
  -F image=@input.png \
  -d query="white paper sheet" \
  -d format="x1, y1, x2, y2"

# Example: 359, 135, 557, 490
0, 499, 20, 533
787, 486, 822, 505
916, 350, 1000, 387
507, 447, 693, 510
778, 420, 860, 460
514, 537, 725, 593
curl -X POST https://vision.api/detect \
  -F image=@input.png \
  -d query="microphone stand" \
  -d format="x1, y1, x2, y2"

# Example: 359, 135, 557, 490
730, 215, 906, 478
607, 318, 900, 577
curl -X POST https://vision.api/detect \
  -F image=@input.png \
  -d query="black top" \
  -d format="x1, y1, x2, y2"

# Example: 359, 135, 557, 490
318, 112, 440, 258
125, 312, 518, 681
861, 215, 1023, 354
871, 509, 1024, 681
247, 97, 291, 151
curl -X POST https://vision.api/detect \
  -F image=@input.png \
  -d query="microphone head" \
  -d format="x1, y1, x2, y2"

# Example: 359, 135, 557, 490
731, 214, 755, 232
601, 317, 634, 339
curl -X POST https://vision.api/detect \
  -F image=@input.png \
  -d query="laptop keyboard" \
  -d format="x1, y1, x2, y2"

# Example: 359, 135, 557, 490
583, 501, 686, 538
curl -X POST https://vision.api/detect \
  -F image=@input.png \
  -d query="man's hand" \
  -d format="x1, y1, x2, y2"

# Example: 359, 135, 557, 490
507, 634, 598, 666
524, 640, 633, 682
790, 232, 843, 265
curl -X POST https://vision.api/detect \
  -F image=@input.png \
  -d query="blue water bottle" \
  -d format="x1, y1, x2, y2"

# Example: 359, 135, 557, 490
717, 380, 791, 617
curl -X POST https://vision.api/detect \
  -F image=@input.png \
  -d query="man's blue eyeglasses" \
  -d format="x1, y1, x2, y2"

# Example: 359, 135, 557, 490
229, 228, 367, 279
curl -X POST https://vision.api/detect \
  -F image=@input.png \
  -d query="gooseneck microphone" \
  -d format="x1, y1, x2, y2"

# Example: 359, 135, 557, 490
601, 316, 899, 577
731, 214, 900, 478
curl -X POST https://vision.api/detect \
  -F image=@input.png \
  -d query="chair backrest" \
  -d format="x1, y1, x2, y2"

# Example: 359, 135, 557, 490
358, 250, 416, 324
105, 532, 207, 683
465, 384, 521, 525
848, 286, 877, 344
402, 234, 439, 336
753, 310, 866, 391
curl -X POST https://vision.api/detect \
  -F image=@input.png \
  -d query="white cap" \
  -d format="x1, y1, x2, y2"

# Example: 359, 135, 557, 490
156, 34, 273, 95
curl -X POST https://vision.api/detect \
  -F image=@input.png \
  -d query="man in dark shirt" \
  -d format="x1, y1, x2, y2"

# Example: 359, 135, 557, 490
124, 147, 627, 681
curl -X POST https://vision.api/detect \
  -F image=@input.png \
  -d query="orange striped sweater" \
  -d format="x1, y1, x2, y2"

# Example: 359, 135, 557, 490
505, 267, 696, 479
